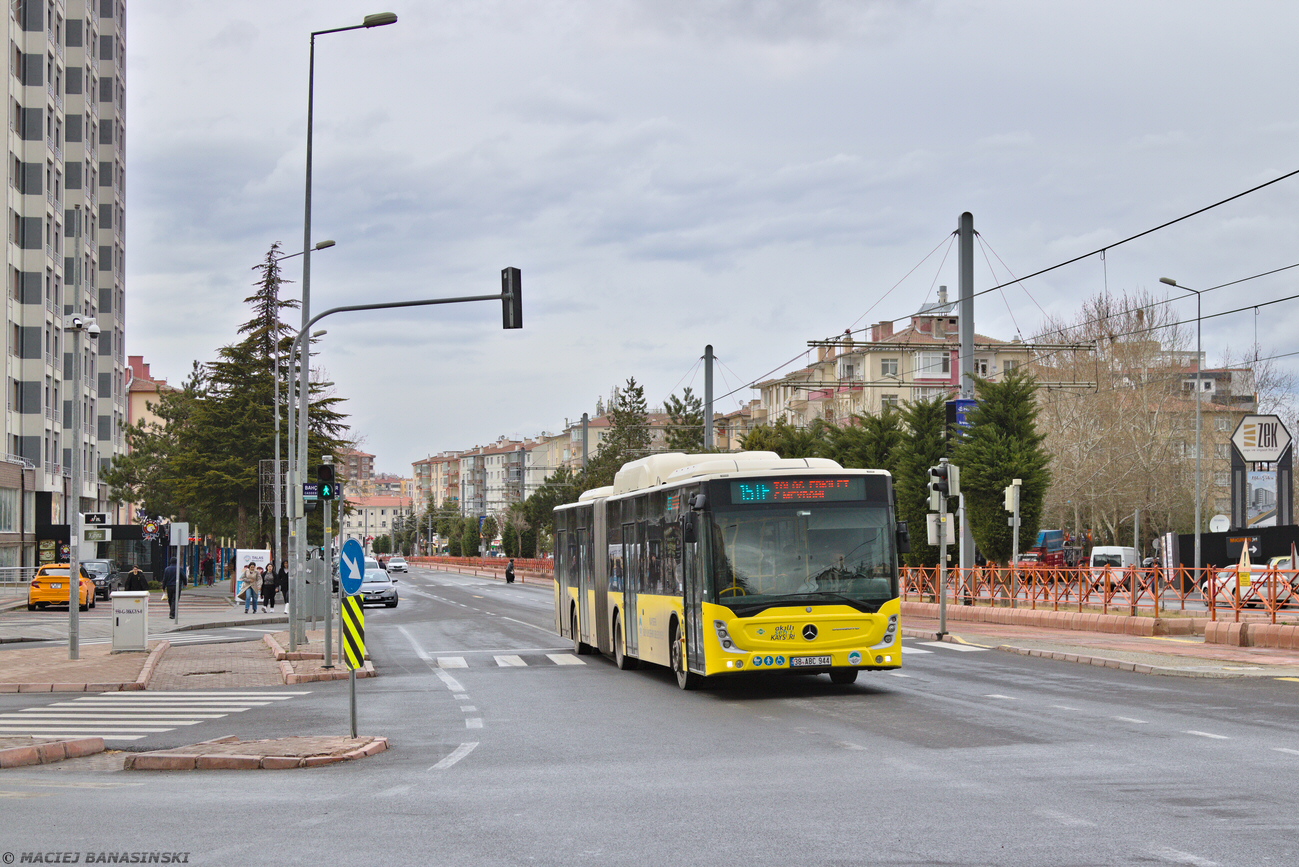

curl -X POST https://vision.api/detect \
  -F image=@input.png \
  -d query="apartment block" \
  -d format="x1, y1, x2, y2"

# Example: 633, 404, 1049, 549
3, 0, 128, 564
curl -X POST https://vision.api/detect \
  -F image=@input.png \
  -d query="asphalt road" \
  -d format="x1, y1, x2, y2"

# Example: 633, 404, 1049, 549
2, 565, 1297, 866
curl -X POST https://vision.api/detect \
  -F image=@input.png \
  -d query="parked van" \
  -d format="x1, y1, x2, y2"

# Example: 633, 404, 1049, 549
1089, 546, 1140, 590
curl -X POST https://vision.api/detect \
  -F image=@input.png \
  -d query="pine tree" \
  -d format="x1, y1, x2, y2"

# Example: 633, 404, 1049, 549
894, 396, 948, 566
824, 409, 904, 474
664, 386, 704, 452
584, 378, 652, 488
740, 419, 829, 458
953, 373, 1052, 564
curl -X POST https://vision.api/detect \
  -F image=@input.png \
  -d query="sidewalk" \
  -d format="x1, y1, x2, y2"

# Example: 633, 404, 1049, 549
903, 614, 1299, 677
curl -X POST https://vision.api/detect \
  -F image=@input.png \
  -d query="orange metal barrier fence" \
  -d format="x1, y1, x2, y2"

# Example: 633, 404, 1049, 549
900, 564, 1299, 623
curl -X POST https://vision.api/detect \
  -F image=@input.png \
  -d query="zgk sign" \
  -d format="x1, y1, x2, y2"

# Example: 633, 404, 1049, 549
1231, 415, 1292, 463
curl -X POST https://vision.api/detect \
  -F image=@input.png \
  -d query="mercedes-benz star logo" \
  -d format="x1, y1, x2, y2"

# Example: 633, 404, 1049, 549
802, 624, 818, 641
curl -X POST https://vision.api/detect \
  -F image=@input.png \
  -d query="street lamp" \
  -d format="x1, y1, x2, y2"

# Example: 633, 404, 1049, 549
1160, 277, 1202, 585
271, 241, 334, 573
64, 314, 99, 660
294, 10, 397, 631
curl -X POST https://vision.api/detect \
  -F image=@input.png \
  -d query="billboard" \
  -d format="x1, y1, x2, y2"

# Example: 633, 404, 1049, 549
1247, 470, 1278, 528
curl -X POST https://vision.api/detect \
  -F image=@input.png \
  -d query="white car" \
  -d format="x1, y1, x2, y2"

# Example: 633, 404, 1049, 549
387, 556, 407, 573
1204, 567, 1295, 608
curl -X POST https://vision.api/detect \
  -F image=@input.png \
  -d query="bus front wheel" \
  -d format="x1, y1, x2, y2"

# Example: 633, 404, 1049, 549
670, 623, 701, 691
571, 610, 591, 656
613, 615, 638, 670
829, 668, 859, 685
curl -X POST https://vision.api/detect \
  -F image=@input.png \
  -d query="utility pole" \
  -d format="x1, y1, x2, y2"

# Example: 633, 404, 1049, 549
957, 211, 977, 602
323, 454, 334, 669
703, 344, 714, 450
1005, 478, 1022, 608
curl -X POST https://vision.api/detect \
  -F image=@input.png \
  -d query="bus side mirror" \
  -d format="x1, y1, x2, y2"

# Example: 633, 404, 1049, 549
896, 522, 911, 555
682, 512, 697, 544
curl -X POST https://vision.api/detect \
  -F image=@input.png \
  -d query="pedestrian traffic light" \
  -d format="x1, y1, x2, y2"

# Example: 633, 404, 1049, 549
317, 464, 336, 500
501, 266, 522, 329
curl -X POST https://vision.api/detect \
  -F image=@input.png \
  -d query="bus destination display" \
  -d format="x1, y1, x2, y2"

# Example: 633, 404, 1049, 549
732, 477, 864, 503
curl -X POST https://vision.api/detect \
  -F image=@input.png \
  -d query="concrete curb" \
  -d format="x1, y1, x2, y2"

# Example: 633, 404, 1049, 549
0, 737, 105, 768
170, 614, 289, 632
901, 626, 1272, 679
123, 736, 389, 771
0, 641, 167, 693
900, 600, 1212, 637
262, 633, 374, 684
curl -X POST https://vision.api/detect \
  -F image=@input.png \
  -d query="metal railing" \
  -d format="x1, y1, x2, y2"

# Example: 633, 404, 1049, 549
0, 566, 38, 596
900, 564, 1299, 624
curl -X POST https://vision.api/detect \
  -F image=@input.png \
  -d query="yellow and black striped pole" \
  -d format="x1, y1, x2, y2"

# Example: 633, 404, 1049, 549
342, 595, 365, 736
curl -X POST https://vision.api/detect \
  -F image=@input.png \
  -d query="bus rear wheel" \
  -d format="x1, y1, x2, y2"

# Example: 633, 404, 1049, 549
670, 623, 700, 691
828, 668, 859, 685
613, 615, 638, 670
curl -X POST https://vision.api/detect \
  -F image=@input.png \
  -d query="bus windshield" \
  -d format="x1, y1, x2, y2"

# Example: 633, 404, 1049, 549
708, 504, 896, 614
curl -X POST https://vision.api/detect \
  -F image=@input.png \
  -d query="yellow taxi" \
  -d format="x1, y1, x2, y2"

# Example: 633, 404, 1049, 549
27, 563, 96, 611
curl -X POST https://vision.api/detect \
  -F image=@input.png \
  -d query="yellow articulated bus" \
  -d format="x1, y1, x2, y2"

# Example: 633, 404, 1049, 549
554, 451, 909, 689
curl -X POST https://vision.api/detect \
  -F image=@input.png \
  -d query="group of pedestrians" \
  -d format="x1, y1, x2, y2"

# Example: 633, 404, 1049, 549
241, 561, 289, 613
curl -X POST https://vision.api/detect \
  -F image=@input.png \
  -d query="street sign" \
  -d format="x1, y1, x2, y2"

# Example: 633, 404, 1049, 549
83, 528, 111, 543
83, 512, 108, 526
342, 595, 366, 670
1231, 414, 1292, 463
169, 522, 190, 547
303, 482, 320, 502
339, 538, 366, 596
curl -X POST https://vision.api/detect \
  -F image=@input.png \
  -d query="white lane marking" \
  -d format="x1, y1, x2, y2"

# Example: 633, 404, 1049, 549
7, 713, 229, 720
430, 742, 479, 771
423, 647, 570, 655
375, 785, 412, 798
917, 641, 987, 652
1184, 730, 1230, 740
0, 725, 177, 733
437, 657, 467, 669
102, 736, 146, 742
1149, 847, 1220, 866
547, 654, 586, 666
836, 742, 867, 750
1035, 809, 1097, 827
1113, 716, 1148, 724
434, 669, 465, 693
466, 718, 483, 729
461, 706, 477, 713
495, 655, 527, 667
888, 672, 911, 677
226, 627, 282, 633
900, 646, 932, 655
101, 692, 309, 697
1274, 747, 1299, 756
984, 694, 1016, 700
1051, 705, 1080, 711
397, 625, 432, 661
453, 694, 469, 700
500, 615, 560, 636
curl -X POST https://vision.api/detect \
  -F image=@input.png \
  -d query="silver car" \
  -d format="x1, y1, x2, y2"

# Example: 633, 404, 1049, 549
387, 556, 407, 573
359, 558, 398, 608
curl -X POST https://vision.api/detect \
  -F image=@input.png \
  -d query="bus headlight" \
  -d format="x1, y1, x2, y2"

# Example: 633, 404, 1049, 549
872, 614, 898, 649
714, 619, 745, 653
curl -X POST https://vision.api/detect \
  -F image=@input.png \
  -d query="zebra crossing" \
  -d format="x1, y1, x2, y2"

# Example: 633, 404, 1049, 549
0, 690, 311, 742
436, 653, 586, 669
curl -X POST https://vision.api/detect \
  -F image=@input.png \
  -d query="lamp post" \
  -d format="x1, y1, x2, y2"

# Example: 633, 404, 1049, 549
294, 10, 397, 635
286, 329, 326, 651
271, 241, 334, 575
1160, 277, 1202, 585
64, 313, 98, 660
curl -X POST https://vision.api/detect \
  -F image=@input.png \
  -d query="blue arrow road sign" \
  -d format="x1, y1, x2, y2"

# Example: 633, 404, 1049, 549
339, 538, 366, 596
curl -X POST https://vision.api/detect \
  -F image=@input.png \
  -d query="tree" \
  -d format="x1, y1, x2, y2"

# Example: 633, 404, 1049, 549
953, 373, 1052, 564
583, 378, 652, 489
893, 396, 948, 566
373, 535, 392, 555
461, 516, 481, 557
664, 387, 705, 452
481, 515, 499, 553
824, 409, 904, 475
102, 243, 349, 547
740, 418, 829, 458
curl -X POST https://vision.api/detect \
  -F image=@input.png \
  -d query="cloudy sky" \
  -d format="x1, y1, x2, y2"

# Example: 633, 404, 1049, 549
127, 0, 1299, 475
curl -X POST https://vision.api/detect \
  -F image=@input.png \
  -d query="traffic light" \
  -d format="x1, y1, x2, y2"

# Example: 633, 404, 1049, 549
501, 266, 522, 329
927, 462, 960, 511
317, 464, 336, 500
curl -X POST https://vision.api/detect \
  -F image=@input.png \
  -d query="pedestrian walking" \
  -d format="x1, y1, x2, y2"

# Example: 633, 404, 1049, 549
505, 558, 516, 584
262, 566, 279, 612
242, 562, 262, 613
162, 560, 182, 619
124, 565, 149, 593
276, 560, 289, 612
201, 554, 215, 586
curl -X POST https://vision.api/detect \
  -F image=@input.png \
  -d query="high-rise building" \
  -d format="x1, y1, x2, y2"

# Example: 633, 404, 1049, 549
3, 0, 128, 564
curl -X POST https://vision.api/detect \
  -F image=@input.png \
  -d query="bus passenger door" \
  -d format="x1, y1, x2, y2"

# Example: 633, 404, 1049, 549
684, 535, 705, 673
622, 522, 640, 658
